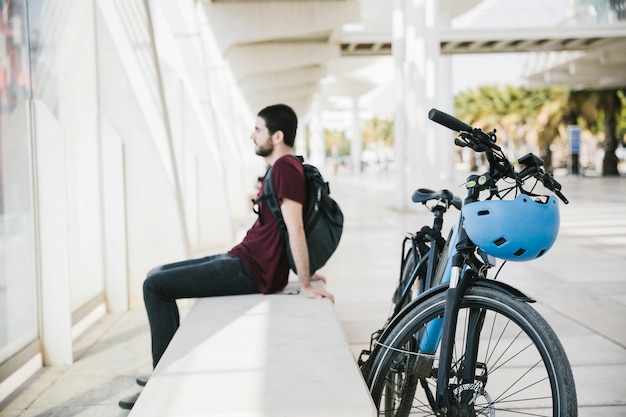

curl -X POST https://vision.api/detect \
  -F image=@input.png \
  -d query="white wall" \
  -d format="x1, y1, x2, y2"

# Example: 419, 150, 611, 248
92, 0, 260, 308
0, 0, 265, 382
31, 0, 259, 320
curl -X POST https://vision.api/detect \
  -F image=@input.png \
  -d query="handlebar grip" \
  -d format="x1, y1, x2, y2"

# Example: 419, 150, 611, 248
428, 108, 473, 133
555, 189, 569, 205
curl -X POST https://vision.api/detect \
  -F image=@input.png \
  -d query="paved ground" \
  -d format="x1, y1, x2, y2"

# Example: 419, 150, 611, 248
0, 170, 624, 416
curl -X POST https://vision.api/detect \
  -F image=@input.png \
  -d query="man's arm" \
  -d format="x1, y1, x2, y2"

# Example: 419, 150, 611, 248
281, 197, 334, 302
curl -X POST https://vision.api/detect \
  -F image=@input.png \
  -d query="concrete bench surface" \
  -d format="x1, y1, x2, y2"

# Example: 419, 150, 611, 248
129, 283, 376, 416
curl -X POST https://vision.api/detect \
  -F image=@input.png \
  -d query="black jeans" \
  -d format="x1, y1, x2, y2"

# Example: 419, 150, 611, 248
143, 253, 259, 368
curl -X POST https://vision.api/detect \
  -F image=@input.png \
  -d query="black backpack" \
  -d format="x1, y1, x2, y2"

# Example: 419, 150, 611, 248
258, 155, 343, 275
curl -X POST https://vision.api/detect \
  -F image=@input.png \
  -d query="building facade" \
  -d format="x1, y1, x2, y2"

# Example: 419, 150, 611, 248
0, 0, 260, 393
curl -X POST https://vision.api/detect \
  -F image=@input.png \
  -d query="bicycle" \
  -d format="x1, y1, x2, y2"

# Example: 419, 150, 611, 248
359, 109, 577, 416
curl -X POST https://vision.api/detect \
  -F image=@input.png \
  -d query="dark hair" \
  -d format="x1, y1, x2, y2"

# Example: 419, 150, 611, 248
257, 104, 298, 147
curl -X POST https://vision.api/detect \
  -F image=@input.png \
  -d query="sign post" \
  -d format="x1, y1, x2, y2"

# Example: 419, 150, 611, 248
567, 125, 581, 175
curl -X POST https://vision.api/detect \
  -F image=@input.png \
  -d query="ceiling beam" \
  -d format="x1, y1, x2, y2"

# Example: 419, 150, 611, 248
341, 24, 626, 56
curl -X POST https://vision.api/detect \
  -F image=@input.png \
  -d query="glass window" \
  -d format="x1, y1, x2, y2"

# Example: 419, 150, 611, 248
0, 0, 38, 365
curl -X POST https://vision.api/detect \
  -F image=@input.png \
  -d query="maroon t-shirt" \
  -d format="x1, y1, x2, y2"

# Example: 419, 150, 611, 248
229, 155, 306, 294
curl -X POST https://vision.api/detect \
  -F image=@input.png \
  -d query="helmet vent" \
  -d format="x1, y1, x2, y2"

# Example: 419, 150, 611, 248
537, 249, 546, 257
477, 210, 490, 216
514, 248, 527, 257
494, 237, 507, 246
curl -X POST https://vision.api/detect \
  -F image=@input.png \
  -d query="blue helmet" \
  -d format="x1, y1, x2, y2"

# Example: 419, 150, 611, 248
462, 194, 560, 262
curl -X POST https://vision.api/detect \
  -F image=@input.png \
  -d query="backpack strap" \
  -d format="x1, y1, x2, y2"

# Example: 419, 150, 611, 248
253, 155, 305, 236
262, 165, 286, 234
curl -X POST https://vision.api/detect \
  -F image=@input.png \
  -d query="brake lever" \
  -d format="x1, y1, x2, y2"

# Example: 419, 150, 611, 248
555, 189, 569, 205
537, 172, 569, 204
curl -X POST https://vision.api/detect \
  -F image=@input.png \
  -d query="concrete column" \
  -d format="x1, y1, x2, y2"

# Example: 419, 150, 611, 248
409, 0, 438, 188
436, 9, 455, 187
395, 0, 441, 207
308, 96, 326, 172
350, 96, 362, 175
393, 0, 407, 209
30, 100, 73, 366
295, 125, 308, 160
100, 120, 128, 312
436, 53, 455, 185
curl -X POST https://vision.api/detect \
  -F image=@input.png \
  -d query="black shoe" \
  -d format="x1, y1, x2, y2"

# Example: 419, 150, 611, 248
119, 392, 140, 410
136, 374, 150, 386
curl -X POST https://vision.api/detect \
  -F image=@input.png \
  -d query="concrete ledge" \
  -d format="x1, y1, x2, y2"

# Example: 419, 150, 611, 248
129, 283, 376, 416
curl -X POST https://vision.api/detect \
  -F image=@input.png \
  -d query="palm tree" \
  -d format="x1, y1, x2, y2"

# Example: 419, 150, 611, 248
599, 90, 622, 176
455, 85, 569, 170
565, 89, 624, 176
532, 87, 570, 170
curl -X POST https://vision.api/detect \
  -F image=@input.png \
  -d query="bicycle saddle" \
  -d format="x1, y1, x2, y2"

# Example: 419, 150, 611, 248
412, 188, 462, 210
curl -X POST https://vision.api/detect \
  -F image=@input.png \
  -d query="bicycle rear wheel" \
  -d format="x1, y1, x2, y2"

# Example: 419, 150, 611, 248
393, 249, 419, 309
366, 286, 577, 416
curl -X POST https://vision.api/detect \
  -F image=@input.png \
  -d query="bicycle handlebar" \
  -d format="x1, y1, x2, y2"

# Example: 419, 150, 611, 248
428, 108, 472, 133
428, 108, 569, 204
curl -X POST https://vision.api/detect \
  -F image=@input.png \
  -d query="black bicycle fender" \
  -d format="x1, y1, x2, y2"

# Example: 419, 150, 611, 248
475, 279, 535, 303
374, 279, 535, 353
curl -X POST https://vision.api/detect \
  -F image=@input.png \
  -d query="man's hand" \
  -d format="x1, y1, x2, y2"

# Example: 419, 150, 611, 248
301, 284, 335, 303
311, 273, 326, 284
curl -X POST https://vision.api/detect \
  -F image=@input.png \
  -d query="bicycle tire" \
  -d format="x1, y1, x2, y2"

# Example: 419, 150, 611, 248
366, 286, 577, 417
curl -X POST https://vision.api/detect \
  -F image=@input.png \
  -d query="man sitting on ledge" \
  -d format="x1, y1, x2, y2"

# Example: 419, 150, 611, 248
119, 103, 334, 410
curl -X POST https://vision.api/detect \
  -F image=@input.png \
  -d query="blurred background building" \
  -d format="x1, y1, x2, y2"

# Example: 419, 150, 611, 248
0, 0, 624, 400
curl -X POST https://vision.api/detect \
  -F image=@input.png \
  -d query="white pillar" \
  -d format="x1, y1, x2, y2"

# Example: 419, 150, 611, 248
409, 0, 438, 187
100, 120, 129, 312
30, 100, 73, 365
308, 95, 326, 172
295, 121, 308, 160
395, 0, 441, 206
436, 9, 455, 187
393, 0, 407, 209
436, 54, 455, 186
350, 96, 362, 174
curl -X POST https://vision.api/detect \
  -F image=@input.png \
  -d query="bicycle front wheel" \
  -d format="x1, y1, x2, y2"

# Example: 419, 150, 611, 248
366, 286, 577, 416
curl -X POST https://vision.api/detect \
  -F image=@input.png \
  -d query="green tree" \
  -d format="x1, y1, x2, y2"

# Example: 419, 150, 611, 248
362, 117, 393, 147
617, 90, 626, 142
324, 129, 349, 157
564, 88, 625, 176
600, 90, 623, 176
455, 85, 569, 170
